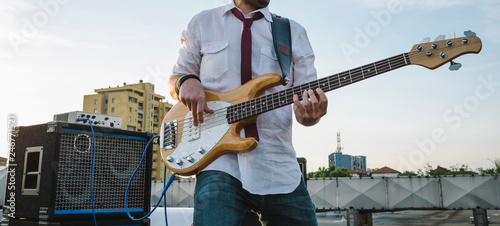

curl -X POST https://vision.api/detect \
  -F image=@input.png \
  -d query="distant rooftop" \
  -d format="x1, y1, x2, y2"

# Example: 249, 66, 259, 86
371, 166, 400, 174
345, 167, 369, 175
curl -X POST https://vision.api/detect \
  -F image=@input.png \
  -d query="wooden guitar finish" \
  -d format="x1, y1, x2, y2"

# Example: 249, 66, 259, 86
160, 73, 282, 176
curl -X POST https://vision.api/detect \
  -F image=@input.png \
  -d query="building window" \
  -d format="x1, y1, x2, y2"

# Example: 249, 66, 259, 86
112, 98, 115, 103
149, 85, 151, 89
129, 117, 131, 122
94, 99, 98, 105
129, 107, 132, 112
148, 103, 151, 110
94, 109, 97, 113
111, 107, 115, 113
129, 97, 137, 103
148, 94, 151, 101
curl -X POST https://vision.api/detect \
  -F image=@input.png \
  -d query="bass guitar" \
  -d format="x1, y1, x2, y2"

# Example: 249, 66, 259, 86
160, 32, 482, 176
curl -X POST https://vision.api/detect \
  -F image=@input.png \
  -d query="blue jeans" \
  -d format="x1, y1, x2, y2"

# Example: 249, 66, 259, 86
193, 170, 318, 226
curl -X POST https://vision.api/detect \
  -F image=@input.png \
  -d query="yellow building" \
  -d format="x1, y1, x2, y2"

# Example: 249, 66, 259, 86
0, 156, 7, 166
83, 80, 173, 181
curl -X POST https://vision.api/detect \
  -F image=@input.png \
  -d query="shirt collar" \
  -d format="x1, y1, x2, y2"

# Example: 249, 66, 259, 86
222, 0, 272, 22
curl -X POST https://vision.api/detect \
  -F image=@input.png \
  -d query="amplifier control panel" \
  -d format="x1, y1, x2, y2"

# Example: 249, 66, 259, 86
53, 111, 122, 129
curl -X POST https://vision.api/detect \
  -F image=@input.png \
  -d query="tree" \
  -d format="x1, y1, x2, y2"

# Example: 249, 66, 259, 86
423, 163, 434, 175
477, 167, 494, 174
329, 168, 352, 177
421, 163, 477, 176
398, 171, 417, 176
448, 164, 475, 175
309, 165, 335, 178
308, 165, 351, 178
449, 164, 471, 173
417, 168, 425, 176
478, 158, 500, 174
429, 168, 446, 176
492, 158, 500, 174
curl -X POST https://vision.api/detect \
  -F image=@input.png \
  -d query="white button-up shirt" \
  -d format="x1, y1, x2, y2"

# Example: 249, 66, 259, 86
172, 1, 317, 195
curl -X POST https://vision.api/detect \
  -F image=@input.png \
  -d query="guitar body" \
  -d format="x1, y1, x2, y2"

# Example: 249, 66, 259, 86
160, 73, 282, 175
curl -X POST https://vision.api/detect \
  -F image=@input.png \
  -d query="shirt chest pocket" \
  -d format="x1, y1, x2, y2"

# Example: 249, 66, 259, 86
200, 40, 229, 82
259, 46, 281, 76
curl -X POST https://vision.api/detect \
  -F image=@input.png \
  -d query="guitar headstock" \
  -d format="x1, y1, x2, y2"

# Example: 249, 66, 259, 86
408, 31, 482, 70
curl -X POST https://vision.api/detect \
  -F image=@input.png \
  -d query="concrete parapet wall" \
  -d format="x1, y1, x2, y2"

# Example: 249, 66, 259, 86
152, 174, 499, 211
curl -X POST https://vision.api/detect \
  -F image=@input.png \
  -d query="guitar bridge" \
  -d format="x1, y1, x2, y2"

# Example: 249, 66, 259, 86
162, 120, 177, 149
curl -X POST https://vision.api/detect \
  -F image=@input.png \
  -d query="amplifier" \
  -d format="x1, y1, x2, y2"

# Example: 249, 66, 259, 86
297, 157, 307, 181
3, 122, 153, 221
4, 218, 150, 226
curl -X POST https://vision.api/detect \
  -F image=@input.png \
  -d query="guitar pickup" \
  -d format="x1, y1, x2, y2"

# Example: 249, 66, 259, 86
187, 124, 200, 142
162, 120, 177, 149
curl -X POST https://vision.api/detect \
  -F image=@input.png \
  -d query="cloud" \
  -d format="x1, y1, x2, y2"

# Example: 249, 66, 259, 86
0, 0, 116, 57
39, 33, 75, 47
0, 1, 32, 36
113, 29, 151, 40
477, 3, 500, 44
0, 0, 38, 14
210, 0, 230, 8
399, 0, 470, 10
353, 0, 472, 11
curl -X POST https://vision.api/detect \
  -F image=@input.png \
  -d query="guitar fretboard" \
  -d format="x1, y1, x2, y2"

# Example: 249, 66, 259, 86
226, 53, 410, 123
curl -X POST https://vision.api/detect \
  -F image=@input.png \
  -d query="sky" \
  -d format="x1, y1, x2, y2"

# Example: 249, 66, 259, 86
1, 0, 499, 173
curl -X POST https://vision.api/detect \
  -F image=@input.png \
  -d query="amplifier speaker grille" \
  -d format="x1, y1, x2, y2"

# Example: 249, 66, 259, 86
55, 131, 148, 212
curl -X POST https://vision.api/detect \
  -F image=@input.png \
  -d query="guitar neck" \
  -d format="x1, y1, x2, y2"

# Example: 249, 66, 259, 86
227, 53, 411, 123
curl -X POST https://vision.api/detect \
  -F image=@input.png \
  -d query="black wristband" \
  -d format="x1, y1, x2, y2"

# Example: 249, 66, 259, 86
175, 74, 201, 96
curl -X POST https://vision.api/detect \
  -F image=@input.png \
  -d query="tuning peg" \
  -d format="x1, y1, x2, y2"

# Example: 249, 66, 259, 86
434, 35, 445, 41
464, 30, 476, 37
449, 60, 462, 71
420, 37, 430, 43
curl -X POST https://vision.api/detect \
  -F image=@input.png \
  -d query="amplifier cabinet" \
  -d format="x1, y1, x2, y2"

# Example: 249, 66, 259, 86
4, 122, 153, 221
4, 218, 150, 226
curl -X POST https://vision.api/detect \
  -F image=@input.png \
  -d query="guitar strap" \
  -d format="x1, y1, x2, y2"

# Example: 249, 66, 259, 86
271, 13, 292, 86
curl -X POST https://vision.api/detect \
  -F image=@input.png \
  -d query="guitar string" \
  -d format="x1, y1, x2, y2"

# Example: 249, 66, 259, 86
173, 54, 408, 128
173, 56, 408, 135
172, 51, 422, 135
184, 58, 406, 127
169, 44, 466, 137
172, 62, 405, 137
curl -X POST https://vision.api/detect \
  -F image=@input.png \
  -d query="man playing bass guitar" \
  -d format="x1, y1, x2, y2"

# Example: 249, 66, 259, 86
168, 0, 328, 225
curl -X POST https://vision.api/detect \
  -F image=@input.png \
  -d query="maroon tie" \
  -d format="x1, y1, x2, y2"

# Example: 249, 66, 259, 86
232, 8, 263, 141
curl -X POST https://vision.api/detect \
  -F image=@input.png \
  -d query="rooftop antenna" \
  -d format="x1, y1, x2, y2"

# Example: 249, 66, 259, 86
336, 132, 344, 153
